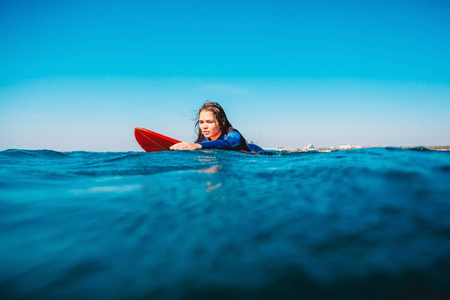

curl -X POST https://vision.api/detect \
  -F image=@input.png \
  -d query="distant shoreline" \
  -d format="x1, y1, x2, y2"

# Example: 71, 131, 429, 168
266, 145, 450, 153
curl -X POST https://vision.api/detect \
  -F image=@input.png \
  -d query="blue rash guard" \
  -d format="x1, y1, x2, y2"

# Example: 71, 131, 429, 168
198, 130, 245, 150
197, 130, 265, 153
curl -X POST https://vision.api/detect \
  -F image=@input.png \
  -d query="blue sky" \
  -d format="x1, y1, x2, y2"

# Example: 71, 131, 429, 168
1, 0, 449, 151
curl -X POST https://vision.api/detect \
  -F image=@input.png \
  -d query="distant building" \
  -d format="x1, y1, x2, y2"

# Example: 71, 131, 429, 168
302, 144, 317, 152
339, 144, 352, 150
339, 144, 362, 150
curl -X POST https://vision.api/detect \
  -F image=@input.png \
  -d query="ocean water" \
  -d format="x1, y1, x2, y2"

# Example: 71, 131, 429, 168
1, 148, 450, 299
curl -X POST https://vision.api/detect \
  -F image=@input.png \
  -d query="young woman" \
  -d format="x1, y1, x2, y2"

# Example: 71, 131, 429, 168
170, 102, 264, 153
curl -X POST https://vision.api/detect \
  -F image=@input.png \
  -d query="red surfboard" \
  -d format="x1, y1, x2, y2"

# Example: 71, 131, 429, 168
134, 127, 181, 152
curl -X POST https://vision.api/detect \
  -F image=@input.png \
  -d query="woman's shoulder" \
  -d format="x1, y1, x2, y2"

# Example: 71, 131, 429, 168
226, 129, 241, 136
224, 129, 243, 141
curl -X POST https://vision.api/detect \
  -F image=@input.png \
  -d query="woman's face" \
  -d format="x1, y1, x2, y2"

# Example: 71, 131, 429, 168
199, 110, 222, 140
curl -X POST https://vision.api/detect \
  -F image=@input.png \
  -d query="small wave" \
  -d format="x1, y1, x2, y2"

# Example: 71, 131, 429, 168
440, 165, 450, 172
0, 149, 69, 159
103, 152, 145, 163
70, 184, 142, 195
408, 146, 433, 152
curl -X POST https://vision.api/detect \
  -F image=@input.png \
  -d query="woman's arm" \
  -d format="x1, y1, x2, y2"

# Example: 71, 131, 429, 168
198, 130, 242, 150
170, 131, 243, 151
170, 142, 202, 150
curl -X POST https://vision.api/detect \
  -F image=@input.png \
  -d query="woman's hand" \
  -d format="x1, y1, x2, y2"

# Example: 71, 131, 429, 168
170, 142, 202, 150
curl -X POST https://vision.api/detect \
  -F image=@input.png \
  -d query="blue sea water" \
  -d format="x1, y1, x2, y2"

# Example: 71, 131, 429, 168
1, 148, 450, 299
